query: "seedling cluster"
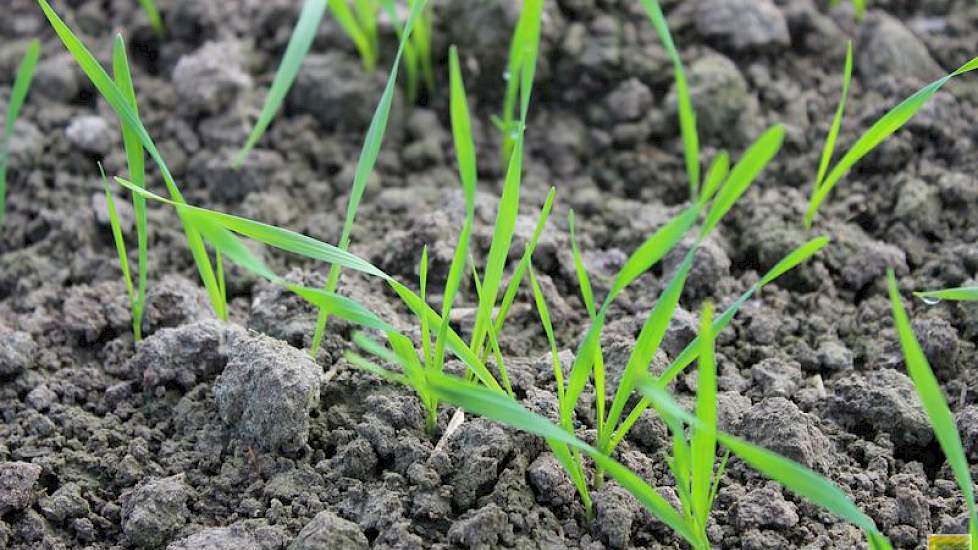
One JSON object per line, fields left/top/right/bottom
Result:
{"left": 4, "top": 0, "right": 976, "bottom": 547}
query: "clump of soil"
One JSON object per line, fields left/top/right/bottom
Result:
{"left": 2, "top": 0, "right": 978, "bottom": 548}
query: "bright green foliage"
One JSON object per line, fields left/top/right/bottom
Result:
{"left": 309, "top": 0, "right": 430, "bottom": 356}
{"left": 331, "top": 0, "right": 379, "bottom": 72}
{"left": 136, "top": 0, "right": 165, "bottom": 37}
{"left": 99, "top": 164, "right": 137, "bottom": 332}
{"left": 814, "top": 42, "right": 853, "bottom": 195}
{"left": 0, "top": 38, "right": 40, "bottom": 228}
{"left": 914, "top": 286, "right": 978, "bottom": 302}
{"left": 888, "top": 270, "right": 978, "bottom": 548}
{"left": 830, "top": 0, "right": 867, "bottom": 21}
{"left": 639, "top": 0, "right": 699, "bottom": 198}
{"left": 37, "top": 0, "right": 228, "bottom": 320}
{"left": 236, "top": 0, "right": 328, "bottom": 165}
{"left": 640, "top": 383, "right": 893, "bottom": 549}
{"left": 497, "top": 0, "right": 543, "bottom": 162}
{"left": 804, "top": 55, "right": 978, "bottom": 227}
{"left": 111, "top": 35, "right": 149, "bottom": 341}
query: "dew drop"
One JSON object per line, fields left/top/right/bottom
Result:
{"left": 509, "top": 130, "right": 519, "bottom": 140}
{"left": 502, "top": 71, "right": 511, "bottom": 81}
{"left": 921, "top": 296, "right": 941, "bottom": 306}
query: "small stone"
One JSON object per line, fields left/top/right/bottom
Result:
{"left": 38, "top": 483, "right": 90, "bottom": 524}
{"left": 25, "top": 384, "right": 57, "bottom": 411}
{"left": 527, "top": 453, "right": 577, "bottom": 507}
{"left": 34, "top": 54, "right": 80, "bottom": 102}
{"left": 213, "top": 330, "right": 322, "bottom": 454}
{"left": 817, "top": 340, "right": 853, "bottom": 372}
{"left": 142, "top": 274, "right": 215, "bottom": 335}
{"left": 288, "top": 52, "right": 384, "bottom": 130}
{"left": 737, "top": 397, "right": 834, "bottom": 471}
{"left": 604, "top": 78, "right": 653, "bottom": 123}
{"left": 121, "top": 475, "right": 193, "bottom": 549}
{"left": 593, "top": 483, "right": 640, "bottom": 549}
{"left": 289, "top": 510, "right": 368, "bottom": 550}
{"left": 696, "top": 0, "right": 790, "bottom": 52}
{"left": 911, "top": 317, "right": 959, "bottom": 379}
{"left": 828, "top": 369, "right": 932, "bottom": 448}
{"left": 131, "top": 319, "right": 235, "bottom": 390}
{"left": 91, "top": 191, "right": 134, "bottom": 229}
{"left": 734, "top": 483, "right": 799, "bottom": 530}
{"left": 857, "top": 12, "right": 943, "bottom": 87}
{"left": 0, "top": 330, "right": 35, "bottom": 378}
{"left": 751, "top": 358, "right": 802, "bottom": 398}
{"left": 447, "top": 504, "right": 510, "bottom": 549}
{"left": 957, "top": 406, "right": 978, "bottom": 461}
{"left": 172, "top": 41, "right": 251, "bottom": 114}
{"left": 65, "top": 115, "right": 112, "bottom": 155}
{"left": 167, "top": 525, "right": 261, "bottom": 550}
{"left": 662, "top": 306, "right": 697, "bottom": 359}
{"left": 670, "top": 54, "right": 758, "bottom": 147}
{"left": 0, "top": 462, "right": 41, "bottom": 514}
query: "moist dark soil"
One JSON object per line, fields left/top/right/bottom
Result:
{"left": 3, "top": 0, "right": 978, "bottom": 548}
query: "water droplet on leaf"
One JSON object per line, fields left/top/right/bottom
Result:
{"left": 921, "top": 296, "right": 941, "bottom": 305}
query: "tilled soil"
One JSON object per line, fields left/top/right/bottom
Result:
{"left": 3, "top": 0, "right": 978, "bottom": 548}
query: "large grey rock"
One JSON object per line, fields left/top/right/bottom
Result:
{"left": 857, "top": 12, "right": 943, "bottom": 87}
{"left": 669, "top": 54, "right": 758, "bottom": 146}
{"left": 696, "top": 0, "right": 790, "bottom": 52}
{"left": 38, "top": 482, "right": 89, "bottom": 524}
{"left": 172, "top": 41, "right": 251, "bottom": 114}
{"left": 121, "top": 475, "right": 193, "bottom": 549}
{"left": 213, "top": 330, "right": 322, "bottom": 454}
{"left": 288, "top": 52, "right": 384, "bottom": 130}
{"left": 167, "top": 525, "right": 261, "bottom": 550}
{"left": 0, "top": 462, "right": 41, "bottom": 514}
{"left": 0, "top": 330, "right": 35, "bottom": 377}
{"left": 289, "top": 510, "right": 368, "bottom": 550}
{"left": 828, "top": 369, "right": 932, "bottom": 448}
{"left": 131, "top": 319, "right": 236, "bottom": 391}
{"left": 734, "top": 483, "right": 799, "bottom": 530}
{"left": 738, "top": 397, "right": 834, "bottom": 471}
{"left": 33, "top": 54, "right": 80, "bottom": 102}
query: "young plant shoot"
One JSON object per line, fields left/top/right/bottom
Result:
{"left": 0, "top": 39, "right": 40, "bottom": 228}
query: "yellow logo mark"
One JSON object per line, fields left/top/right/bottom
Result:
{"left": 928, "top": 534, "right": 971, "bottom": 550}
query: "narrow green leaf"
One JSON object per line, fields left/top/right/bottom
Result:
{"left": 529, "top": 267, "right": 566, "bottom": 407}
{"left": 331, "top": 0, "right": 377, "bottom": 71}
{"left": 700, "top": 151, "right": 729, "bottom": 204}
{"left": 914, "top": 287, "right": 978, "bottom": 302}
{"left": 639, "top": 0, "right": 699, "bottom": 198}
{"left": 419, "top": 245, "right": 432, "bottom": 368}
{"left": 346, "top": 351, "right": 408, "bottom": 385}
{"left": 136, "top": 0, "right": 165, "bottom": 37}
{"left": 449, "top": 46, "right": 476, "bottom": 205}
{"left": 702, "top": 124, "right": 784, "bottom": 236}
{"left": 99, "top": 164, "right": 135, "bottom": 306}
{"left": 888, "top": 270, "right": 978, "bottom": 545}
{"left": 691, "top": 302, "right": 716, "bottom": 528}
{"left": 499, "top": 0, "right": 542, "bottom": 161}
{"left": 0, "top": 38, "right": 40, "bottom": 227}
{"left": 805, "top": 56, "right": 978, "bottom": 227}
{"left": 236, "top": 0, "right": 329, "bottom": 165}
{"left": 814, "top": 41, "right": 853, "bottom": 190}
{"left": 311, "top": 0, "right": 430, "bottom": 355}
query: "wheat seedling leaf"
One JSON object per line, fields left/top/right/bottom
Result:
{"left": 136, "top": 0, "right": 165, "bottom": 37}
{"left": 914, "top": 287, "right": 978, "bottom": 302}
{"left": 691, "top": 302, "right": 716, "bottom": 529}
{"left": 0, "top": 38, "right": 40, "bottom": 228}
{"left": 814, "top": 41, "right": 853, "bottom": 191}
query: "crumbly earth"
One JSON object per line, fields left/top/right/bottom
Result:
{"left": 1, "top": 0, "right": 978, "bottom": 548}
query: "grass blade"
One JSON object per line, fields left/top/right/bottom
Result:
{"left": 914, "top": 287, "right": 978, "bottom": 302}
{"left": 419, "top": 246, "right": 431, "bottom": 368}
{"left": 37, "top": 0, "right": 226, "bottom": 318}
{"left": 640, "top": 382, "right": 891, "bottom": 546}
{"left": 499, "top": 0, "right": 543, "bottom": 161}
{"left": 805, "top": 56, "right": 978, "bottom": 227}
{"left": 690, "top": 302, "right": 716, "bottom": 528}
{"left": 331, "top": 0, "right": 377, "bottom": 71}
{"left": 236, "top": 0, "right": 328, "bottom": 165}
{"left": 99, "top": 164, "right": 135, "bottom": 307}
{"left": 136, "top": 0, "right": 165, "bottom": 37}
{"left": 529, "top": 267, "right": 565, "bottom": 406}
{"left": 639, "top": 0, "right": 698, "bottom": 198}
{"left": 112, "top": 35, "right": 148, "bottom": 341}
{"left": 700, "top": 151, "right": 729, "bottom": 204}
{"left": 310, "top": 0, "right": 430, "bottom": 355}
{"left": 0, "top": 38, "right": 40, "bottom": 228}
{"left": 814, "top": 41, "right": 853, "bottom": 191}
{"left": 888, "top": 270, "right": 978, "bottom": 545}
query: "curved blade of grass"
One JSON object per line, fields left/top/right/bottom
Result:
{"left": 235, "top": 0, "right": 328, "bottom": 165}
{"left": 419, "top": 246, "right": 431, "bottom": 367}
{"left": 112, "top": 35, "right": 148, "bottom": 341}
{"left": 470, "top": 261, "right": 512, "bottom": 395}
{"left": 0, "top": 38, "right": 40, "bottom": 228}
{"left": 691, "top": 302, "right": 716, "bottom": 528}
{"left": 136, "top": 0, "right": 165, "bottom": 37}
{"left": 99, "top": 164, "right": 135, "bottom": 308}
{"left": 611, "top": 236, "right": 830, "bottom": 450}
{"left": 702, "top": 124, "right": 784, "bottom": 236}
{"left": 814, "top": 41, "right": 853, "bottom": 191}
{"left": 639, "top": 0, "right": 698, "bottom": 199}
{"left": 888, "top": 270, "right": 978, "bottom": 546}
{"left": 410, "top": 0, "right": 434, "bottom": 93}
{"left": 346, "top": 351, "right": 408, "bottom": 385}
{"left": 499, "top": 0, "right": 542, "bottom": 161}
{"left": 914, "top": 287, "right": 978, "bottom": 302}
{"left": 640, "top": 382, "right": 891, "bottom": 547}
{"left": 114, "top": 177, "right": 387, "bottom": 279}
{"left": 804, "top": 56, "right": 978, "bottom": 227}
{"left": 529, "top": 267, "right": 565, "bottom": 405}
{"left": 428, "top": 372, "right": 697, "bottom": 546}
{"left": 310, "top": 0, "right": 429, "bottom": 355}
{"left": 378, "top": 0, "right": 418, "bottom": 102}
{"left": 700, "top": 151, "right": 729, "bottom": 204}
{"left": 37, "top": 0, "right": 226, "bottom": 318}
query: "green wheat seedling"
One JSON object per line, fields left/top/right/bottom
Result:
{"left": 136, "top": 0, "right": 165, "bottom": 37}
{"left": 236, "top": 0, "right": 434, "bottom": 164}
{"left": 0, "top": 38, "right": 40, "bottom": 228}
{"left": 888, "top": 270, "right": 978, "bottom": 549}
{"left": 913, "top": 286, "right": 978, "bottom": 304}
{"left": 110, "top": 35, "right": 149, "bottom": 341}
{"left": 805, "top": 52, "right": 978, "bottom": 227}
{"left": 38, "top": 0, "right": 230, "bottom": 320}
{"left": 496, "top": 0, "right": 542, "bottom": 163}
{"left": 309, "top": 0, "right": 430, "bottom": 356}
